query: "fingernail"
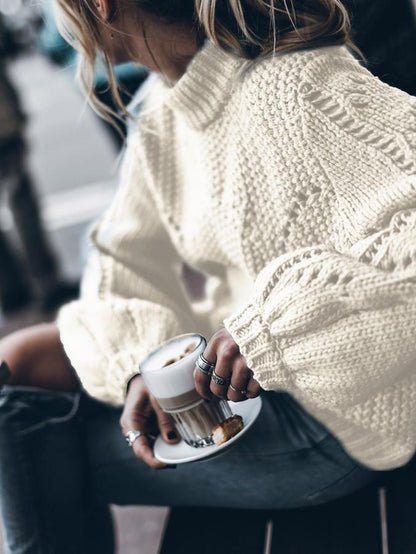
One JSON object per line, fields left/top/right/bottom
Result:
{"left": 167, "top": 431, "right": 177, "bottom": 440}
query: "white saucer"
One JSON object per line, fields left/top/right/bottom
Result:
{"left": 154, "top": 396, "right": 262, "bottom": 464}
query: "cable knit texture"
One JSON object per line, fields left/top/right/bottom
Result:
{"left": 57, "top": 38, "right": 416, "bottom": 471}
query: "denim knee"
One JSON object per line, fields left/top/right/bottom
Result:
{"left": 0, "top": 385, "right": 82, "bottom": 436}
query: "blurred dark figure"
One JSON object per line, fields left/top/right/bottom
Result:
{"left": 0, "top": 15, "right": 78, "bottom": 316}
{"left": 345, "top": 0, "right": 416, "bottom": 95}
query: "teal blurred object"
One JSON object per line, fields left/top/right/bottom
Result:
{"left": 38, "top": 0, "right": 148, "bottom": 147}
{"left": 38, "top": 0, "right": 148, "bottom": 86}
{"left": 37, "top": 1, "right": 73, "bottom": 67}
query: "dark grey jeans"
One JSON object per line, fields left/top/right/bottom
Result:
{"left": 0, "top": 384, "right": 387, "bottom": 553}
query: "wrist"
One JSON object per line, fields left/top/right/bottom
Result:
{"left": 125, "top": 373, "right": 141, "bottom": 397}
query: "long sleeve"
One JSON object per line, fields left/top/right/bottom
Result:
{"left": 56, "top": 131, "right": 199, "bottom": 406}
{"left": 223, "top": 52, "right": 416, "bottom": 470}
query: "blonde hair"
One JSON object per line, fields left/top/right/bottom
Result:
{"left": 52, "top": 0, "right": 365, "bottom": 136}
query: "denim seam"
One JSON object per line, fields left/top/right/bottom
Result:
{"left": 89, "top": 433, "right": 340, "bottom": 473}
{"left": 305, "top": 465, "right": 361, "bottom": 501}
{"left": 1, "top": 384, "right": 77, "bottom": 400}
{"left": 17, "top": 393, "right": 81, "bottom": 437}
{"left": 225, "top": 431, "right": 339, "bottom": 461}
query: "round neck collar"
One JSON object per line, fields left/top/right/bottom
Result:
{"left": 156, "top": 40, "right": 354, "bottom": 130}
{"left": 160, "top": 38, "right": 247, "bottom": 130}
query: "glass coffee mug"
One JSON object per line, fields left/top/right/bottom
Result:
{"left": 139, "top": 333, "right": 233, "bottom": 447}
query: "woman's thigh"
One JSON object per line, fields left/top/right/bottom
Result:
{"left": 85, "top": 390, "right": 384, "bottom": 510}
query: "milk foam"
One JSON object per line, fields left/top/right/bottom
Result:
{"left": 139, "top": 334, "right": 206, "bottom": 398}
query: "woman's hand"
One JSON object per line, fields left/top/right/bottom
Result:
{"left": 119, "top": 375, "right": 180, "bottom": 469}
{"left": 194, "top": 328, "right": 262, "bottom": 402}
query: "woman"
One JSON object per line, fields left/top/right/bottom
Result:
{"left": 1, "top": 0, "right": 416, "bottom": 551}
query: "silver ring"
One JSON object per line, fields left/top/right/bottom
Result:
{"left": 196, "top": 365, "right": 213, "bottom": 376}
{"left": 211, "top": 369, "right": 230, "bottom": 386}
{"left": 125, "top": 429, "right": 143, "bottom": 447}
{"left": 125, "top": 430, "right": 157, "bottom": 447}
{"left": 196, "top": 353, "right": 215, "bottom": 376}
{"left": 201, "top": 353, "right": 215, "bottom": 367}
{"left": 229, "top": 384, "right": 247, "bottom": 396}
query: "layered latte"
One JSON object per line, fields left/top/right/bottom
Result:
{"left": 139, "top": 333, "right": 233, "bottom": 447}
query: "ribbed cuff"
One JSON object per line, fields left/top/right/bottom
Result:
{"left": 106, "top": 349, "right": 143, "bottom": 407}
{"left": 223, "top": 300, "right": 289, "bottom": 391}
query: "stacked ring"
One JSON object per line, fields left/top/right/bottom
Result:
{"left": 211, "top": 369, "right": 230, "bottom": 387}
{"left": 196, "top": 353, "right": 215, "bottom": 376}
{"left": 229, "top": 383, "right": 247, "bottom": 396}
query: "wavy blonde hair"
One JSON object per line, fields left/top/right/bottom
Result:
{"left": 52, "top": 0, "right": 365, "bottom": 135}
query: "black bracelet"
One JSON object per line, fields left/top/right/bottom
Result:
{"left": 125, "top": 373, "right": 141, "bottom": 397}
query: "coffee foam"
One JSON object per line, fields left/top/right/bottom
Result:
{"left": 139, "top": 334, "right": 206, "bottom": 398}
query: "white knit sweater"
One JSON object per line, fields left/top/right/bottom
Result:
{"left": 57, "top": 38, "right": 416, "bottom": 471}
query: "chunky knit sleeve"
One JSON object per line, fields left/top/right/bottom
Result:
{"left": 223, "top": 53, "right": 416, "bottom": 470}
{"left": 56, "top": 131, "right": 198, "bottom": 406}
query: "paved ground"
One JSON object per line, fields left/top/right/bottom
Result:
{"left": 6, "top": 52, "right": 118, "bottom": 281}
{"left": 0, "top": 52, "right": 168, "bottom": 553}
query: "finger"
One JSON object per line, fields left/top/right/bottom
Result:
{"left": 131, "top": 434, "right": 167, "bottom": 470}
{"left": 127, "top": 409, "right": 167, "bottom": 469}
{"left": 210, "top": 363, "right": 234, "bottom": 399}
{"left": 194, "top": 366, "right": 213, "bottom": 400}
{"left": 122, "top": 402, "right": 168, "bottom": 469}
{"left": 210, "top": 346, "right": 236, "bottom": 399}
{"left": 246, "top": 376, "right": 262, "bottom": 398}
{"left": 194, "top": 348, "right": 217, "bottom": 400}
{"left": 227, "top": 359, "right": 251, "bottom": 402}
{"left": 150, "top": 396, "right": 181, "bottom": 444}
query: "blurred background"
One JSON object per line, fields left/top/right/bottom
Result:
{"left": 0, "top": 1, "right": 169, "bottom": 552}
{"left": 0, "top": 0, "right": 415, "bottom": 552}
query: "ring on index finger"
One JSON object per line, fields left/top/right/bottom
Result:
{"left": 211, "top": 369, "right": 230, "bottom": 387}
{"left": 196, "top": 353, "right": 215, "bottom": 376}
